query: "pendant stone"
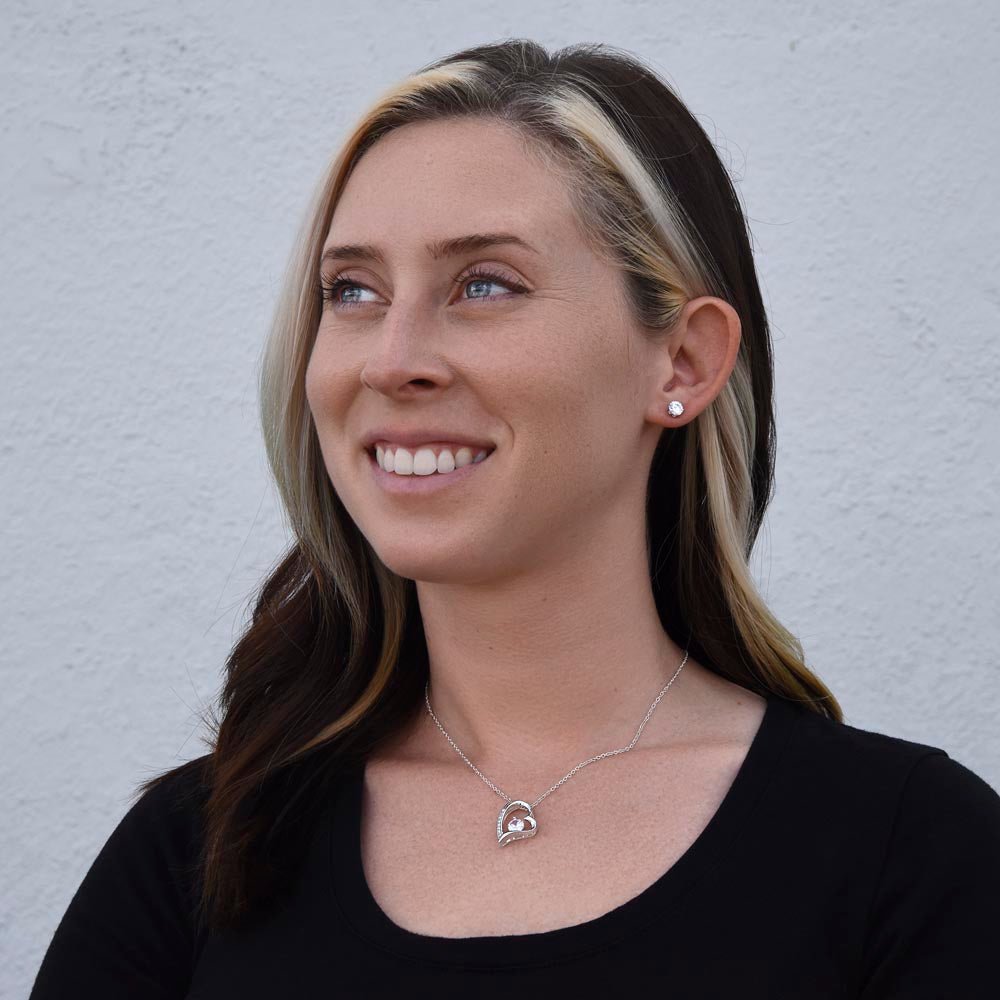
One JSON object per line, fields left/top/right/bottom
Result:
{"left": 497, "top": 799, "right": 538, "bottom": 847}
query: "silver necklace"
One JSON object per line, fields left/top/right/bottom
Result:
{"left": 423, "top": 649, "right": 689, "bottom": 847}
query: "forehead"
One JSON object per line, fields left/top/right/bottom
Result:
{"left": 324, "top": 118, "right": 584, "bottom": 259}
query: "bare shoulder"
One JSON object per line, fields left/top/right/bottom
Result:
{"left": 666, "top": 659, "right": 769, "bottom": 752}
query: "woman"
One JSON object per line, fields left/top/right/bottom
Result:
{"left": 30, "top": 38, "right": 1000, "bottom": 998}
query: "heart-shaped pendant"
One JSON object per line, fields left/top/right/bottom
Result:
{"left": 497, "top": 799, "right": 538, "bottom": 847}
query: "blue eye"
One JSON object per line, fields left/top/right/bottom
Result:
{"left": 319, "top": 265, "right": 528, "bottom": 310}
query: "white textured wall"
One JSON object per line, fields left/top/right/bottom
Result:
{"left": 3, "top": 1, "right": 998, "bottom": 994}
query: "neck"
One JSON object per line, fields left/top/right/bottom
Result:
{"left": 408, "top": 532, "right": 700, "bottom": 787}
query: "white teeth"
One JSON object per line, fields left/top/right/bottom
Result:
{"left": 412, "top": 448, "right": 437, "bottom": 476}
{"left": 375, "top": 445, "right": 489, "bottom": 476}
{"left": 393, "top": 448, "right": 414, "bottom": 475}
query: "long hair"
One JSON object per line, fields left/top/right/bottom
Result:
{"left": 138, "top": 37, "right": 842, "bottom": 931}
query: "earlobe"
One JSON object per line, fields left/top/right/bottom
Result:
{"left": 649, "top": 360, "right": 693, "bottom": 428}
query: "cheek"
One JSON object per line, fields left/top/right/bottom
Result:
{"left": 504, "top": 368, "right": 608, "bottom": 486}
{"left": 303, "top": 357, "right": 319, "bottom": 414}
{"left": 304, "top": 343, "right": 346, "bottom": 419}
{"left": 521, "top": 353, "right": 636, "bottom": 490}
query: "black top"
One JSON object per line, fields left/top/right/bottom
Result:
{"left": 29, "top": 694, "right": 1000, "bottom": 998}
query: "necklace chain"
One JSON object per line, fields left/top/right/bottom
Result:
{"left": 423, "top": 649, "right": 689, "bottom": 809}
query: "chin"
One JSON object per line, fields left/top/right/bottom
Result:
{"left": 370, "top": 540, "right": 500, "bottom": 586}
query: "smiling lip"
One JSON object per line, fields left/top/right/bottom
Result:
{"left": 360, "top": 428, "right": 495, "bottom": 452}
{"left": 366, "top": 447, "right": 493, "bottom": 494}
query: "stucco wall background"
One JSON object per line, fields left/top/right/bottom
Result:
{"left": 2, "top": 0, "right": 997, "bottom": 994}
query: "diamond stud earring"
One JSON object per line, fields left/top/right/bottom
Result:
{"left": 667, "top": 400, "right": 684, "bottom": 417}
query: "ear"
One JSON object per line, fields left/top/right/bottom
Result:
{"left": 644, "top": 295, "right": 742, "bottom": 428}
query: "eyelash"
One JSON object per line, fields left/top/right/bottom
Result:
{"left": 318, "top": 265, "right": 528, "bottom": 310}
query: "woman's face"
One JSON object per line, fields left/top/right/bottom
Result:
{"left": 305, "top": 117, "right": 669, "bottom": 584}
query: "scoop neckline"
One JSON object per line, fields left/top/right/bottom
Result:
{"left": 328, "top": 691, "right": 800, "bottom": 968}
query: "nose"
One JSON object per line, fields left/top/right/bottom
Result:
{"left": 359, "top": 307, "right": 452, "bottom": 397}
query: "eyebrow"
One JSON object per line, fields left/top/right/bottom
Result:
{"left": 318, "top": 232, "right": 539, "bottom": 268}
